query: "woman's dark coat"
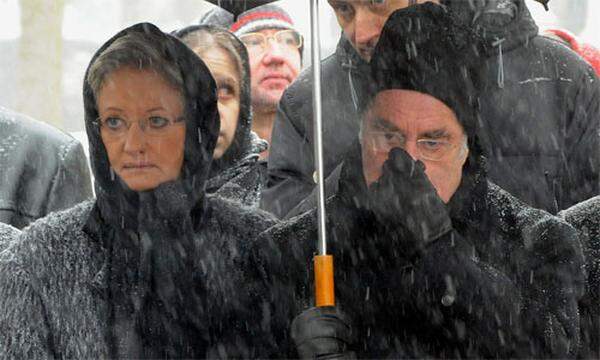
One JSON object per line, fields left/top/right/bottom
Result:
{"left": 174, "top": 25, "right": 267, "bottom": 208}
{"left": 560, "top": 197, "right": 600, "bottom": 359}
{"left": 0, "top": 23, "right": 280, "bottom": 359}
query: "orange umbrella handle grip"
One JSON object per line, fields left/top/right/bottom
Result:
{"left": 314, "top": 255, "right": 335, "bottom": 307}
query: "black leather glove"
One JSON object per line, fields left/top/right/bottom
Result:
{"left": 291, "top": 307, "right": 355, "bottom": 359}
{"left": 368, "top": 148, "right": 452, "bottom": 245}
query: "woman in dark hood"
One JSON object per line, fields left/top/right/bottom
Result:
{"left": 174, "top": 25, "right": 267, "bottom": 208}
{"left": 0, "top": 23, "right": 280, "bottom": 359}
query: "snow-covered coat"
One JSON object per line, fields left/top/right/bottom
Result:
{"left": 0, "top": 107, "right": 93, "bottom": 229}
{"left": 0, "top": 223, "right": 19, "bottom": 251}
{"left": 174, "top": 25, "right": 267, "bottom": 208}
{"left": 446, "top": 0, "right": 600, "bottom": 213}
{"left": 266, "top": 142, "right": 585, "bottom": 358}
{"left": 0, "top": 23, "right": 280, "bottom": 359}
{"left": 205, "top": 132, "right": 268, "bottom": 208}
{"left": 559, "top": 197, "right": 600, "bottom": 359}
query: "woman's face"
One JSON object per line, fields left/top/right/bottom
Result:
{"left": 197, "top": 47, "right": 241, "bottom": 159}
{"left": 96, "top": 66, "right": 186, "bottom": 192}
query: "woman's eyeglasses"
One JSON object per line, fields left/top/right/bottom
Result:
{"left": 95, "top": 115, "right": 185, "bottom": 140}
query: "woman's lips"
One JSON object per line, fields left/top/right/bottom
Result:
{"left": 122, "top": 163, "right": 156, "bottom": 171}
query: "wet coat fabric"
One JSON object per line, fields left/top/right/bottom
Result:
{"left": 174, "top": 25, "right": 267, "bottom": 208}
{"left": 259, "top": 143, "right": 585, "bottom": 358}
{"left": 0, "top": 107, "right": 93, "bottom": 229}
{"left": 446, "top": 0, "right": 600, "bottom": 214}
{"left": 261, "top": 0, "right": 600, "bottom": 218}
{"left": 544, "top": 29, "right": 600, "bottom": 75}
{"left": 205, "top": 132, "right": 268, "bottom": 208}
{"left": 0, "top": 223, "right": 19, "bottom": 251}
{"left": 0, "top": 23, "right": 281, "bottom": 359}
{"left": 559, "top": 197, "right": 600, "bottom": 359}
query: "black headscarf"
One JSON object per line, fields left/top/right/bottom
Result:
{"left": 83, "top": 22, "right": 219, "bottom": 231}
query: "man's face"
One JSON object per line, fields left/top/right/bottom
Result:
{"left": 361, "top": 89, "right": 468, "bottom": 203}
{"left": 327, "top": 0, "right": 439, "bottom": 61}
{"left": 242, "top": 28, "right": 302, "bottom": 110}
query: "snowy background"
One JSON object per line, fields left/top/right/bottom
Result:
{"left": 0, "top": 0, "right": 598, "bottom": 155}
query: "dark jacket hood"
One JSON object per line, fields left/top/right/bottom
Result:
{"left": 82, "top": 22, "right": 220, "bottom": 231}
{"left": 443, "top": 0, "right": 539, "bottom": 56}
{"left": 172, "top": 24, "right": 255, "bottom": 177}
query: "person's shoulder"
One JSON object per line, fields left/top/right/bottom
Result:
{"left": 259, "top": 208, "right": 317, "bottom": 246}
{"left": 0, "top": 223, "right": 20, "bottom": 252}
{"left": 529, "top": 35, "right": 597, "bottom": 77}
{"left": 487, "top": 182, "right": 575, "bottom": 236}
{"left": 559, "top": 196, "right": 600, "bottom": 230}
{"left": 18, "top": 200, "right": 95, "bottom": 252}
{"left": 0, "top": 107, "right": 78, "bottom": 146}
{"left": 205, "top": 194, "right": 278, "bottom": 234}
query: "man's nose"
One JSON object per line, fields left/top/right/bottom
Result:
{"left": 123, "top": 122, "right": 146, "bottom": 154}
{"left": 261, "top": 38, "right": 286, "bottom": 64}
{"left": 402, "top": 141, "right": 420, "bottom": 161}
{"left": 354, "top": 9, "right": 381, "bottom": 48}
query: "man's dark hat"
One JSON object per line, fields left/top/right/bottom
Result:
{"left": 365, "top": 2, "right": 485, "bottom": 141}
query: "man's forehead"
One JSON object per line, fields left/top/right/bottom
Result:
{"left": 366, "top": 90, "right": 462, "bottom": 132}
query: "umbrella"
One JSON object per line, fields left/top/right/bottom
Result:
{"left": 205, "top": 0, "right": 281, "bottom": 19}
{"left": 206, "top": 0, "right": 335, "bottom": 307}
{"left": 534, "top": 0, "right": 550, "bottom": 11}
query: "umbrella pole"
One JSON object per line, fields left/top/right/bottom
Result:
{"left": 310, "top": 0, "right": 335, "bottom": 308}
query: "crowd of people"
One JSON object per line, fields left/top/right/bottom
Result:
{"left": 0, "top": 0, "right": 599, "bottom": 358}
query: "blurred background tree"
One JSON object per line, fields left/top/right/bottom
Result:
{"left": 16, "top": 0, "right": 65, "bottom": 128}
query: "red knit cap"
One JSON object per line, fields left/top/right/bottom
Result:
{"left": 230, "top": 4, "right": 295, "bottom": 36}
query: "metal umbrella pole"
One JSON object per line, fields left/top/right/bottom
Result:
{"left": 310, "top": 0, "right": 335, "bottom": 308}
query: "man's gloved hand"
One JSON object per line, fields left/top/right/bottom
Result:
{"left": 368, "top": 148, "right": 452, "bottom": 245}
{"left": 291, "top": 306, "right": 355, "bottom": 359}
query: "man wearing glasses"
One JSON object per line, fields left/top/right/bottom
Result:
{"left": 265, "top": 4, "right": 584, "bottom": 357}
{"left": 262, "top": 0, "right": 600, "bottom": 220}
{"left": 231, "top": 4, "right": 303, "bottom": 159}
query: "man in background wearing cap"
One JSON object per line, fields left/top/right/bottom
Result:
{"left": 201, "top": 4, "right": 303, "bottom": 159}
{"left": 261, "top": 0, "right": 600, "bottom": 219}
{"left": 233, "top": 5, "right": 302, "bottom": 159}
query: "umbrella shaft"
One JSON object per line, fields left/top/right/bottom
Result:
{"left": 310, "top": 0, "right": 327, "bottom": 256}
